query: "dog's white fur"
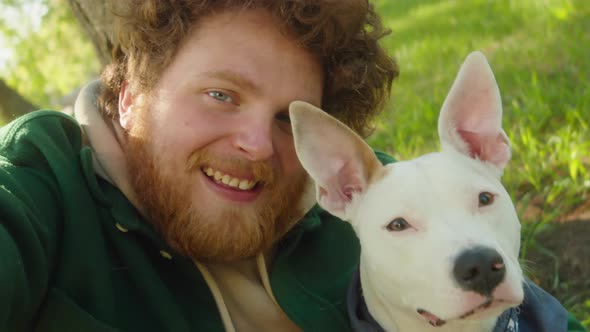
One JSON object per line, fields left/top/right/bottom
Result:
{"left": 289, "top": 51, "right": 524, "bottom": 332}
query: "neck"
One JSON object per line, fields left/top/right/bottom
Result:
{"left": 359, "top": 267, "right": 498, "bottom": 332}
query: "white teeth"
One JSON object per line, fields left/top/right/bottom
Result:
{"left": 203, "top": 167, "right": 257, "bottom": 190}
{"left": 238, "top": 179, "right": 252, "bottom": 190}
{"left": 228, "top": 178, "right": 239, "bottom": 187}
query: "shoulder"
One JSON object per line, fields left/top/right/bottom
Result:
{"left": 0, "top": 110, "right": 82, "bottom": 148}
{"left": 0, "top": 110, "right": 83, "bottom": 166}
{"left": 0, "top": 110, "right": 82, "bottom": 211}
{"left": 0, "top": 110, "right": 85, "bottom": 216}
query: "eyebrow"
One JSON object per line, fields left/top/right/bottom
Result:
{"left": 199, "top": 70, "right": 261, "bottom": 94}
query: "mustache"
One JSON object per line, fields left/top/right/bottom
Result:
{"left": 185, "top": 151, "right": 276, "bottom": 186}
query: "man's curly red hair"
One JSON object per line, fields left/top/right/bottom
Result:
{"left": 99, "top": 0, "right": 399, "bottom": 136}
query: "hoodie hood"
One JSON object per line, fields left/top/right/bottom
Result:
{"left": 73, "top": 80, "right": 146, "bottom": 216}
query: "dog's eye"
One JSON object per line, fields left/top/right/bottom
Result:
{"left": 478, "top": 192, "right": 494, "bottom": 206}
{"left": 386, "top": 218, "right": 410, "bottom": 232}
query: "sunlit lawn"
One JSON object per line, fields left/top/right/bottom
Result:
{"left": 372, "top": 0, "right": 589, "bottom": 326}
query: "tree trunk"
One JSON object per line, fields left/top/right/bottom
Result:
{"left": 0, "top": 79, "right": 38, "bottom": 122}
{"left": 67, "top": 0, "right": 114, "bottom": 67}
{"left": 0, "top": 1, "right": 113, "bottom": 121}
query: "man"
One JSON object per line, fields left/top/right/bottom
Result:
{"left": 0, "top": 0, "right": 585, "bottom": 331}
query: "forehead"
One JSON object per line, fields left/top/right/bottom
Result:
{"left": 396, "top": 152, "right": 495, "bottom": 182}
{"left": 365, "top": 153, "right": 500, "bottom": 213}
{"left": 158, "top": 8, "right": 323, "bottom": 103}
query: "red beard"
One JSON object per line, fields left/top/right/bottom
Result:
{"left": 125, "top": 107, "right": 308, "bottom": 262}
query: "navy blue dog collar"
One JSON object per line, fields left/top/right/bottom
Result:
{"left": 346, "top": 268, "right": 567, "bottom": 332}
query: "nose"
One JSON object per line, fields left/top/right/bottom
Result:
{"left": 233, "top": 116, "right": 274, "bottom": 161}
{"left": 452, "top": 246, "right": 506, "bottom": 296}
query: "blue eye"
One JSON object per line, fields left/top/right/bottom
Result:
{"left": 207, "top": 91, "right": 233, "bottom": 103}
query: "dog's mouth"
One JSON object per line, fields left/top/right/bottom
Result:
{"left": 417, "top": 298, "right": 494, "bottom": 327}
{"left": 416, "top": 308, "right": 447, "bottom": 327}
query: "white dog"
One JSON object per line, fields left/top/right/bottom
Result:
{"left": 289, "top": 51, "right": 525, "bottom": 332}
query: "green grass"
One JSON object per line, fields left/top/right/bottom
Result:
{"left": 372, "top": 0, "right": 589, "bottom": 327}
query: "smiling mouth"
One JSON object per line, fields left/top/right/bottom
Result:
{"left": 202, "top": 167, "right": 260, "bottom": 191}
{"left": 417, "top": 298, "right": 494, "bottom": 327}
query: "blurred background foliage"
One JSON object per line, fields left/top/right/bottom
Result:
{"left": 369, "top": 0, "right": 589, "bottom": 222}
{"left": 0, "top": 0, "right": 98, "bottom": 110}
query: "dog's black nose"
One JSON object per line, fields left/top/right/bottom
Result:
{"left": 453, "top": 246, "right": 506, "bottom": 296}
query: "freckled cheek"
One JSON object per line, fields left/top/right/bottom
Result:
{"left": 161, "top": 120, "right": 215, "bottom": 147}
{"left": 164, "top": 106, "right": 234, "bottom": 149}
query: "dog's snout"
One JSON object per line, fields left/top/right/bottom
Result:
{"left": 453, "top": 246, "right": 505, "bottom": 296}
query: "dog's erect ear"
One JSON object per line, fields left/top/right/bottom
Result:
{"left": 289, "top": 101, "right": 382, "bottom": 221}
{"left": 438, "top": 51, "right": 511, "bottom": 172}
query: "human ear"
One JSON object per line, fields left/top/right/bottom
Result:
{"left": 118, "top": 80, "right": 135, "bottom": 130}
